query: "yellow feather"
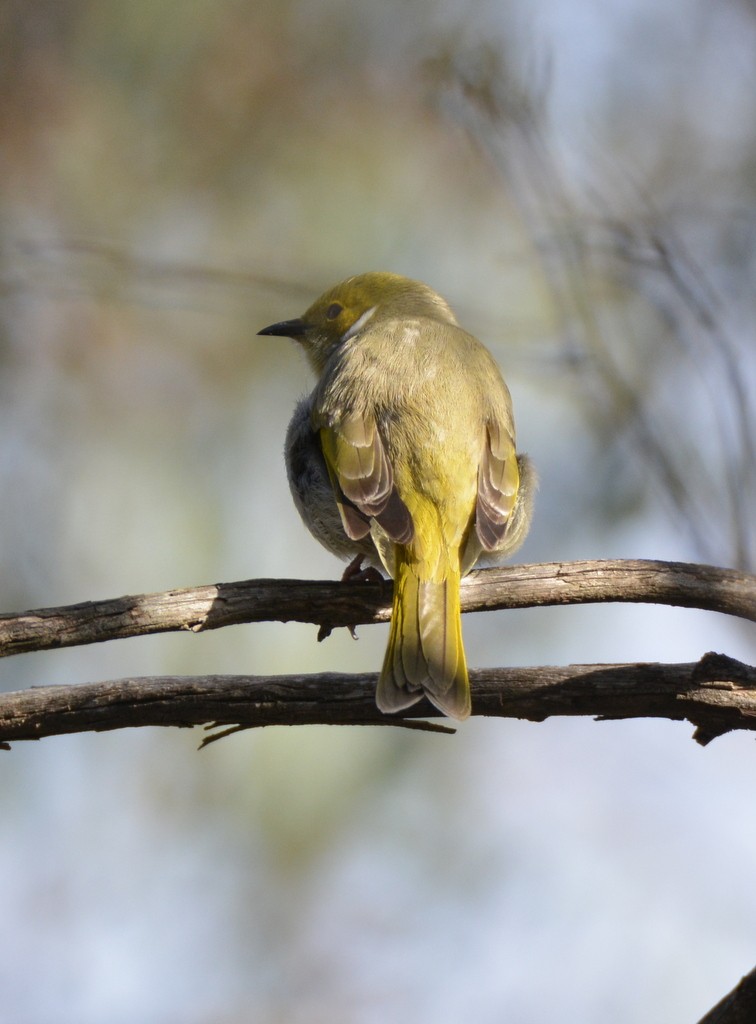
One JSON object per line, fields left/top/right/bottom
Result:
{"left": 377, "top": 548, "right": 471, "bottom": 721}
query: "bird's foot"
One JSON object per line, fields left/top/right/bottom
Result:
{"left": 341, "top": 555, "right": 384, "bottom": 584}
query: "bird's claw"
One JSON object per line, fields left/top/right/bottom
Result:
{"left": 341, "top": 555, "right": 384, "bottom": 584}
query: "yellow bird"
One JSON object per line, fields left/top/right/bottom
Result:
{"left": 259, "top": 272, "right": 534, "bottom": 720}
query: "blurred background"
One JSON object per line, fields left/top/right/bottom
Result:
{"left": 1, "top": 0, "right": 755, "bottom": 1021}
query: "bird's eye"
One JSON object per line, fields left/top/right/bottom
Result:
{"left": 326, "top": 303, "right": 343, "bottom": 320}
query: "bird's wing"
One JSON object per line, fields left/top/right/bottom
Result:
{"left": 319, "top": 413, "right": 414, "bottom": 545}
{"left": 475, "top": 419, "right": 520, "bottom": 551}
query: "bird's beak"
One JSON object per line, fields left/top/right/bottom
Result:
{"left": 257, "top": 317, "right": 308, "bottom": 338}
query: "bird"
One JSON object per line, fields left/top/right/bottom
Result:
{"left": 258, "top": 272, "right": 534, "bottom": 720}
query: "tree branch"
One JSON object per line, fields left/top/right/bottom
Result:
{"left": 0, "top": 560, "right": 752, "bottom": 747}
{"left": 0, "top": 653, "right": 754, "bottom": 748}
{"left": 697, "top": 964, "right": 756, "bottom": 1023}
{"left": 0, "top": 559, "right": 753, "bottom": 659}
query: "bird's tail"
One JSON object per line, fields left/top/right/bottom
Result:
{"left": 376, "top": 555, "right": 470, "bottom": 720}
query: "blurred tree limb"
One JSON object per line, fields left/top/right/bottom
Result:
{"left": 697, "top": 964, "right": 756, "bottom": 1024}
{"left": 0, "top": 559, "right": 753, "bottom": 747}
{"left": 428, "top": 41, "right": 756, "bottom": 571}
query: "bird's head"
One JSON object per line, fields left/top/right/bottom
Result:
{"left": 258, "top": 272, "right": 458, "bottom": 374}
